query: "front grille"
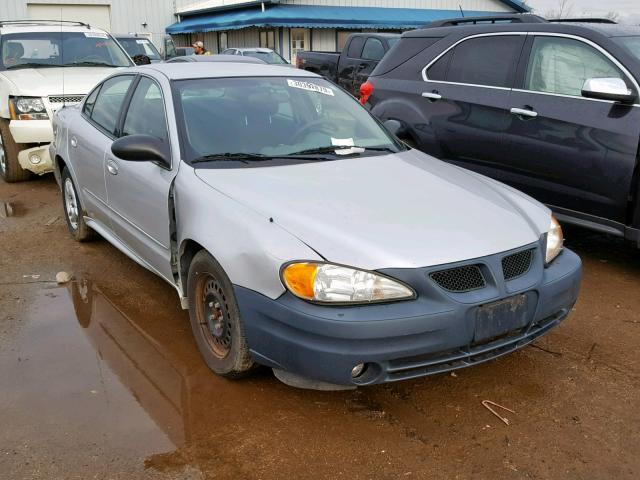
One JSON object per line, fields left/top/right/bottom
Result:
{"left": 502, "top": 249, "right": 534, "bottom": 281}
{"left": 430, "top": 265, "right": 485, "bottom": 292}
{"left": 48, "top": 95, "right": 84, "bottom": 104}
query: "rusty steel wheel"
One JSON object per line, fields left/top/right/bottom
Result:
{"left": 187, "top": 250, "right": 254, "bottom": 378}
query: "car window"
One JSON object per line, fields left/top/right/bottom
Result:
{"left": 525, "top": 36, "right": 627, "bottom": 97}
{"left": 426, "top": 50, "right": 453, "bottom": 81}
{"left": 117, "top": 37, "right": 162, "bottom": 61}
{"left": 122, "top": 77, "right": 169, "bottom": 144}
{"left": 445, "top": 35, "right": 524, "bottom": 88}
{"left": 90, "top": 76, "right": 134, "bottom": 135}
{"left": 175, "top": 76, "right": 401, "bottom": 163}
{"left": 82, "top": 86, "right": 101, "bottom": 117}
{"left": 347, "top": 37, "right": 366, "bottom": 58}
{"left": 361, "top": 38, "right": 385, "bottom": 61}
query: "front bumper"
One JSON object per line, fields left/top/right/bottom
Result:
{"left": 235, "top": 245, "right": 582, "bottom": 386}
{"left": 10, "top": 119, "right": 54, "bottom": 174}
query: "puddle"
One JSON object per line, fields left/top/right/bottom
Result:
{"left": 1, "top": 280, "right": 419, "bottom": 478}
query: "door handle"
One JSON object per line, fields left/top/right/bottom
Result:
{"left": 422, "top": 91, "right": 442, "bottom": 101}
{"left": 70, "top": 136, "right": 78, "bottom": 148}
{"left": 106, "top": 160, "right": 118, "bottom": 176}
{"left": 510, "top": 107, "right": 538, "bottom": 119}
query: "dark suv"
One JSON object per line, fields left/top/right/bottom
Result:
{"left": 365, "top": 15, "right": 640, "bottom": 246}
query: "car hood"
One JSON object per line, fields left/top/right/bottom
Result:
{"left": 194, "top": 150, "right": 551, "bottom": 269}
{"left": 0, "top": 67, "right": 120, "bottom": 96}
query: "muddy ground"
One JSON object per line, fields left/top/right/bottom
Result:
{"left": 1, "top": 175, "right": 639, "bottom": 480}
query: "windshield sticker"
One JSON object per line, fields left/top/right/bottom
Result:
{"left": 136, "top": 39, "right": 149, "bottom": 44}
{"left": 331, "top": 138, "right": 354, "bottom": 147}
{"left": 84, "top": 32, "right": 108, "bottom": 38}
{"left": 287, "top": 79, "right": 334, "bottom": 96}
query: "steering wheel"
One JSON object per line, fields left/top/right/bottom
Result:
{"left": 291, "top": 119, "right": 337, "bottom": 144}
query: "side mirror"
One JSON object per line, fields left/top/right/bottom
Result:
{"left": 383, "top": 119, "right": 405, "bottom": 137}
{"left": 133, "top": 54, "right": 151, "bottom": 66}
{"left": 581, "top": 77, "right": 636, "bottom": 104}
{"left": 111, "top": 134, "right": 170, "bottom": 167}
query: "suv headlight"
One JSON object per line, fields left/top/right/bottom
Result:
{"left": 282, "top": 262, "right": 415, "bottom": 304}
{"left": 545, "top": 216, "right": 564, "bottom": 265}
{"left": 9, "top": 97, "right": 49, "bottom": 120}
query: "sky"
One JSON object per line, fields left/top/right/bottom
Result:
{"left": 525, "top": 0, "right": 640, "bottom": 23}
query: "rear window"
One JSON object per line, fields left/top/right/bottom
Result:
{"left": 373, "top": 37, "right": 441, "bottom": 76}
{"left": 434, "top": 35, "right": 524, "bottom": 88}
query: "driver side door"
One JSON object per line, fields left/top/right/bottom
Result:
{"left": 105, "top": 75, "right": 177, "bottom": 282}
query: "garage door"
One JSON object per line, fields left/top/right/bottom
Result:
{"left": 27, "top": 4, "right": 111, "bottom": 31}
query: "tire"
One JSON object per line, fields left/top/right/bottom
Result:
{"left": 61, "top": 167, "right": 95, "bottom": 241}
{"left": 187, "top": 250, "right": 255, "bottom": 378}
{"left": 0, "top": 118, "right": 30, "bottom": 183}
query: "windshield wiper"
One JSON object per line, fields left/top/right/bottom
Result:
{"left": 288, "top": 145, "right": 397, "bottom": 156}
{"left": 66, "top": 61, "right": 120, "bottom": 67}
{"left": 5, "top": 63, "right": 61, "bottom": 70}
{"left": 191, "top": 151, "right": 335, "bottom": 164}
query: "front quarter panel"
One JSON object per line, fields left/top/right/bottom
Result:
{"left": 175, "top": 166, "right": 323, "bottom": 299}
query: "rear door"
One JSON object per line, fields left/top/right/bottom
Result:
{"left": 419, "top": 34, "right": 526, "bottom": 171}
{"left": 337, "top": 36, "right": 366, "bottom": 95}
{"left": 505, "top": 34, "right": 640, "bottom": 224}
{"left": 71, "top": 75, "right": 135, "bottom": 227}
{"left": 105, "top": 75, "right": 176, "bottom": 281}
{"left": 352, "top": 37, "right": 387, "bottom": 97}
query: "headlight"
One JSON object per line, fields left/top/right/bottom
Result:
{"left": 10, "top": 97, "right": 49, "bottom": 120}
{"left": 282, "top": 262, "right": 415, "bottom": 304}
{"left": 545, "top": 216, "right": 564, "bottom": 264}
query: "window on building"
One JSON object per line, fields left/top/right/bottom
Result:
{"left": 260, "top": 30, "right": 276, "bottom": 50}
{"left": 445, "top": 35, "right": 524, "bottom": 88}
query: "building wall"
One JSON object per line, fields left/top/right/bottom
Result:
{"left": 0, "top": 0, "right": 177, "bottom": 49}
{"left": 177, "top": 0, "right": 513, "bottom": 14}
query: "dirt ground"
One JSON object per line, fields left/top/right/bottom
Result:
{"left": 1, "top": 174, "right": 639, "bottom": 480}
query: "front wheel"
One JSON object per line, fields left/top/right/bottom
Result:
{"left": 0, "top": 119, "right": 30, "bottom": 182}
{"left": 61, "top": 167, "right": 95, "bottom": 241}
{"left": 187, "top": 250, "right": 255, "bottom": 378}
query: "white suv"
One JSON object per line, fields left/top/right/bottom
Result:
{"left": 0, "top": 20, "right": 132, "bottom": 182}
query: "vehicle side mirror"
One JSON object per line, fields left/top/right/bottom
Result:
{"left": 581, "top": 77, "right": 636, "bottom": 104}
{"left": 111, "top": 134, "right": 170, "bottom": 167}
{"left": 133, "top": 54, "right": 151, "bottom": 65}
{"left": 383, "top": 119, "right": 405, "bottom": 137}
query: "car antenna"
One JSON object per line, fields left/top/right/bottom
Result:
{"left": 459, "top": 5, "right": 465, "bottom": 17}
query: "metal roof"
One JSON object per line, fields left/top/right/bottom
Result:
{"left": 166, "top": 4, "right": 514, "bottom": 33}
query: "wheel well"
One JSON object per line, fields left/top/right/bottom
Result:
{"left": 179, "top": 239, "right": 205, "bottom": 291}
{"left": 54, "top": 155, "right": 66, "bottom": 187}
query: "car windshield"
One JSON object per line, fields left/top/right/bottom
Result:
{"left": 116, "top": 37, "right": 162, "bottom": 61}
{"left": 174, "top": 76, "right": 402, "bottom": 164}
{"left": 242, "top": 51, "right": 288, "bottom": 64}
{"left": 0, "top": 31, "right": 131, "bottom": 70}
{"left": 614, "top": 36, "right": 640, "bottom": 61}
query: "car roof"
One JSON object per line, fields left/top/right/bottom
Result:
{"left": 168, "top": 54, "right": 267, "bottom": 64}
{"left": 233, "top": 47, "right": 274, "bottom": 52}
{"left": 137, "top": 62, "right": 319, "bottom": 80}
{"left": 113, "top": 33, "right": 148, "bottom": 39}
{"left": 406, "top": 20, "right": 640, "bottom": 39}
{"left": 0, "top": 23, "right": 106, "bottom": 35}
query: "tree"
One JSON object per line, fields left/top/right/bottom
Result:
{"left": 543, "top": 0, "right": 574, "bottom": 19}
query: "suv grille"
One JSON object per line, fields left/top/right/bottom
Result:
{"left": 430, "top": 265, "right": 486, "bottom": 292}
{"left": 49, "top": 95, "right": 84, "bottom": 104}
{"left": 502, "top": 249, "right": 534, "bottom": 281}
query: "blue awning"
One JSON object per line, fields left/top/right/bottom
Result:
{"left": 166, "top": 5, "right": 502, "bottom": 34}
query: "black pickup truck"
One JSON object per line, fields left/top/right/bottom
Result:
{"left": 297, "top": 33, "right": 400, "bottom": 97}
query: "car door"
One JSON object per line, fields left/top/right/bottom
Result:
{"left": 337, "top": 36, "right": 366, "bottom": 94}
{"left": 105, "top": 75, "right": 176, "bottom": 282}
{"left": 352, "top": 37, "right": 386, "bottom": 97}
{"left": 71, "top": 75, "right": 135, "bottom": 227}
{"left": 505, "top": 34, "right": 640, "bottom": 225}
{"left": 418, "top": 34, "right": 526, "bottom": 172}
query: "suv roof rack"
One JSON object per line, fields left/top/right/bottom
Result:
{"left": 0, "top": 19, "right": 91, "bottom": 29}
{"left": 424, "top": 14, "right": 547, "bottom": 28}
{"left": 548, "top": 18, "right": 618, "bottom": 24}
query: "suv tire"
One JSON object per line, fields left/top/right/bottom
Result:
{"left": 187, "top": 250, "right": 255, "bottom": 378}
{"left": 0, "top": 119, "right": 30, "bottom": 183}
